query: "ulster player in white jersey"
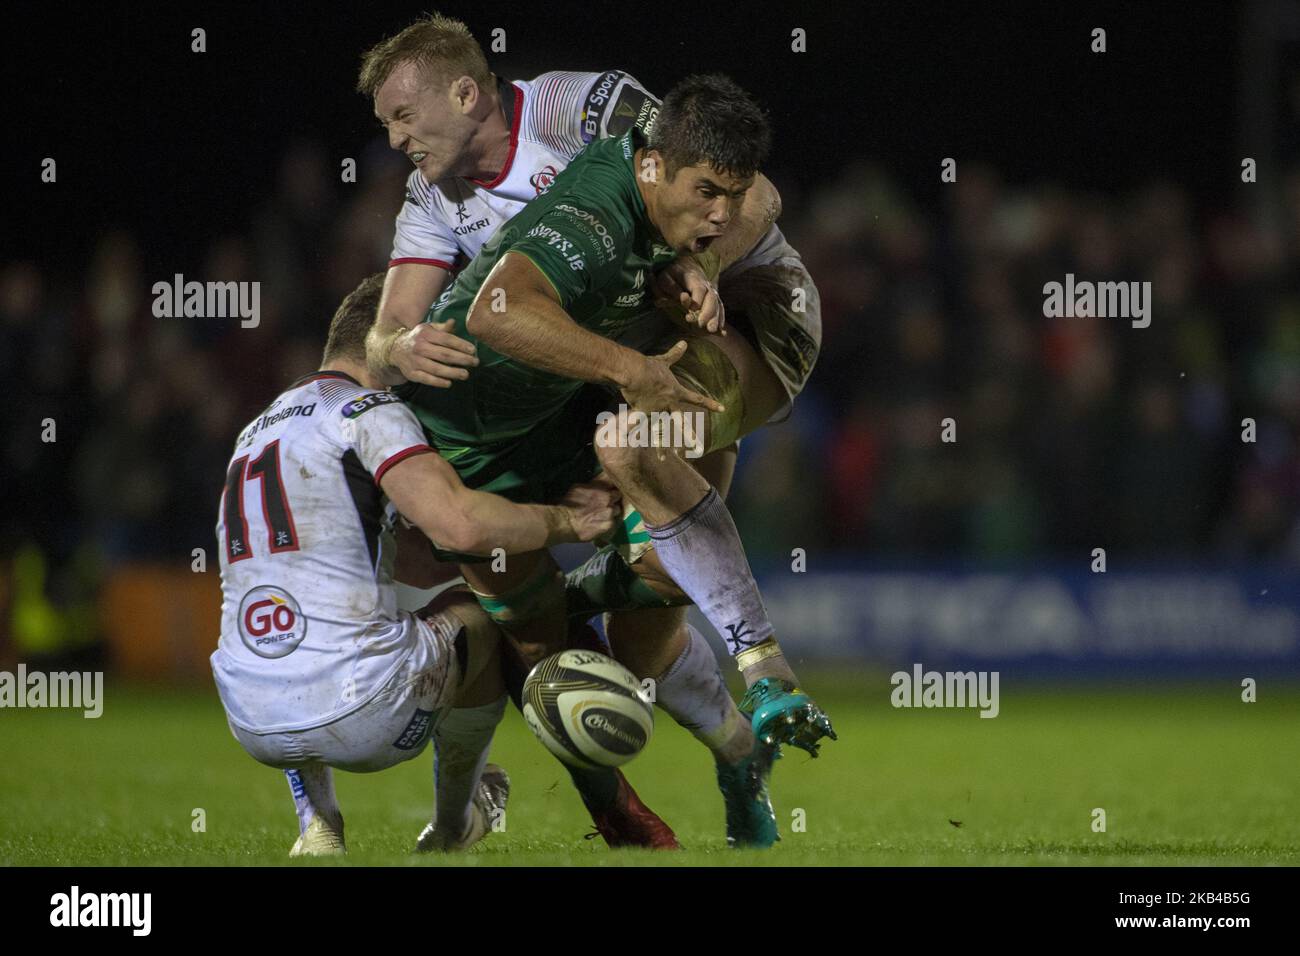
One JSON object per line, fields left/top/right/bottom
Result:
{"left": 211, "top": 274, "right": 620, "bottom": 856}
{"left": 389, "top": 69, "right": 659, "bottom": 271}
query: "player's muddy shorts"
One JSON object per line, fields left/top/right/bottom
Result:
{"left": 432, "top": 384, "right": 610, "bottom": 510}
{"left": 419, "top": 385, "right": 651, "bottom": 565}
{"left": 227, "top": 608, "right": 466, "bottom": 773}
{"left": 718, "top": 256, "right": 822, "bottom": 410}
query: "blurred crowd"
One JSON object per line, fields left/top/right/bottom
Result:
{"left": 733, "top": 163, "right": 1300, "bottom": 566}
{"left": 4, "top": 140, "right": 1300, "bottom": 650}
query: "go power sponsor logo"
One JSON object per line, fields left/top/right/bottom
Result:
{"left": 238, "top": 585, "right": 306, "bottom": 659}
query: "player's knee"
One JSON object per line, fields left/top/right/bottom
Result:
{"left": 456, "top": 636, "right": 504, "bottom": 707}
{"left": 598, "top": 434, "right": 670, "bottom": 494}
{"left": 693, "top": 442, "right": 738, "bottom": 497}
{"left": 593, "top": 429, "right": 653, "bottom": 480}
{"left": 605, "top": 607, "right": 688, "bottom": 679}
{"left": 444, "top": 598, "right": 500, "bottom": 661}
{"left": 419, "top": 584, "right": 479, "bottom": 621}
{"left": 469, "top": 563, "right": 564, "bottom": 627}
{"left": 603, "top": 634, "right": 661, "bottom": 681}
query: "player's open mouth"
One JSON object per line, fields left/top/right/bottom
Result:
{"left": 410, "top": 152, "right": 427, "bottom": 165}
{"left": 692, "top": 234, "right": 721, "bottom": 253}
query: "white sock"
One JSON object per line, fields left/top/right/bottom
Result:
{"left": 284, "top": 765, "right": 340, "bottom": 835}
{"left": 432, "top": 696, "right": 507, "bottom": 836}
{"left": 646, "top": 489, "right": 775, "bottom": 659}
{"left": 654, "top": 623, "right": 753, "bottom": 765}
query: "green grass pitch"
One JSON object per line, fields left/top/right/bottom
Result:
{"left": 2, "top": 671, "right": 1298, "bottom": 866}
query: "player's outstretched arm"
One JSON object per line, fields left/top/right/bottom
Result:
{"left": 467, "top": 252, "right": 724, "bottom": 415}
{"left": 380, "top": 451, "right": 619, "bottom": 555}
{"left": 365, "top": 264, "right": 478, "bottom": 388}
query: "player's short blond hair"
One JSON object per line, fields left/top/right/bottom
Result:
{"left": 356, "top": 13, "right": 492, "bottom": 97}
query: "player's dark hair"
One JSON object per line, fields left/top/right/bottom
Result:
{"left": 649, "top": 74, "right": 771, "bottom": 180}
{"left": 323, "top": 273, "right": 387, "bottom": 364}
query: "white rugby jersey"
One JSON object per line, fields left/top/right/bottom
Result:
{"left": 390, "top": 70, "right": 791, "bottom": 275}
{"left": 211, "top": 371, "right": 436, "bottom": 734}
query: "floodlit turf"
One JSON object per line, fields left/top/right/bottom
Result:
{"left": 2, "top": 671, "right": 1298, "bottom": 866}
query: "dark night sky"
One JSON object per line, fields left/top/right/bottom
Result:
{"left": 4, "top": 1, "right": 1240, "bottom": 274}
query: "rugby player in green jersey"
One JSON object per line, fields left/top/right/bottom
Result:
{"left": 382, "top": 75, "right": 835, "bottom": 846}
{"left": 358, "top": 15, "right": 805, "bottom": 850}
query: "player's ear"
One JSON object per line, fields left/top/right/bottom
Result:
{"left": 452, "top": 76, "right": 478, "bottom": 114}
{"left": 639, "top": 149, "right": 664, "bottom": 186}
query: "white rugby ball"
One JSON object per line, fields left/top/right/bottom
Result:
{"left": 521, "top": 650, "right": 654, "bottom": 769}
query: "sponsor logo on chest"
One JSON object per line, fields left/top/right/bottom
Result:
{"left": 612, "top": 268, "right": 646, "bottom": 308}
{"left": 451, "top": 201, "right": 492, "bottom": 237}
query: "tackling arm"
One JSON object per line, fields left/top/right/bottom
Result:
{"left": 392, "top": 521, "right": 465, "bottom": 589}
{"left": 380, "top": 451, "right": 616, "bottom": 556}
{"left": 365, "top": 264, "right": 480, "bottom": 388}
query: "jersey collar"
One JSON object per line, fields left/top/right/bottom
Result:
{"left": 469, "top": 79, "right": 524, "bottom": 189}
{"left": 623, "top": 128, "right": 675, "bottom": 262}
{"left": 291, "top": 370, "right": 362, "bottom": 389}
{"left": 624, "top": 126, "right": 650, "bottom": 215}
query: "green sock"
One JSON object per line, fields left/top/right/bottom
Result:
{"left": 564, "top": 545, "right": 688, "bottom": 619}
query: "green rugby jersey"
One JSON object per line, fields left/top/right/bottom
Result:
{"left": 396, "top": 128, "right": 677, "bottom": 450}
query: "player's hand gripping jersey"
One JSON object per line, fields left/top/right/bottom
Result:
{"left": 211, "top": 371, "right": 444, "bottom": 734}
